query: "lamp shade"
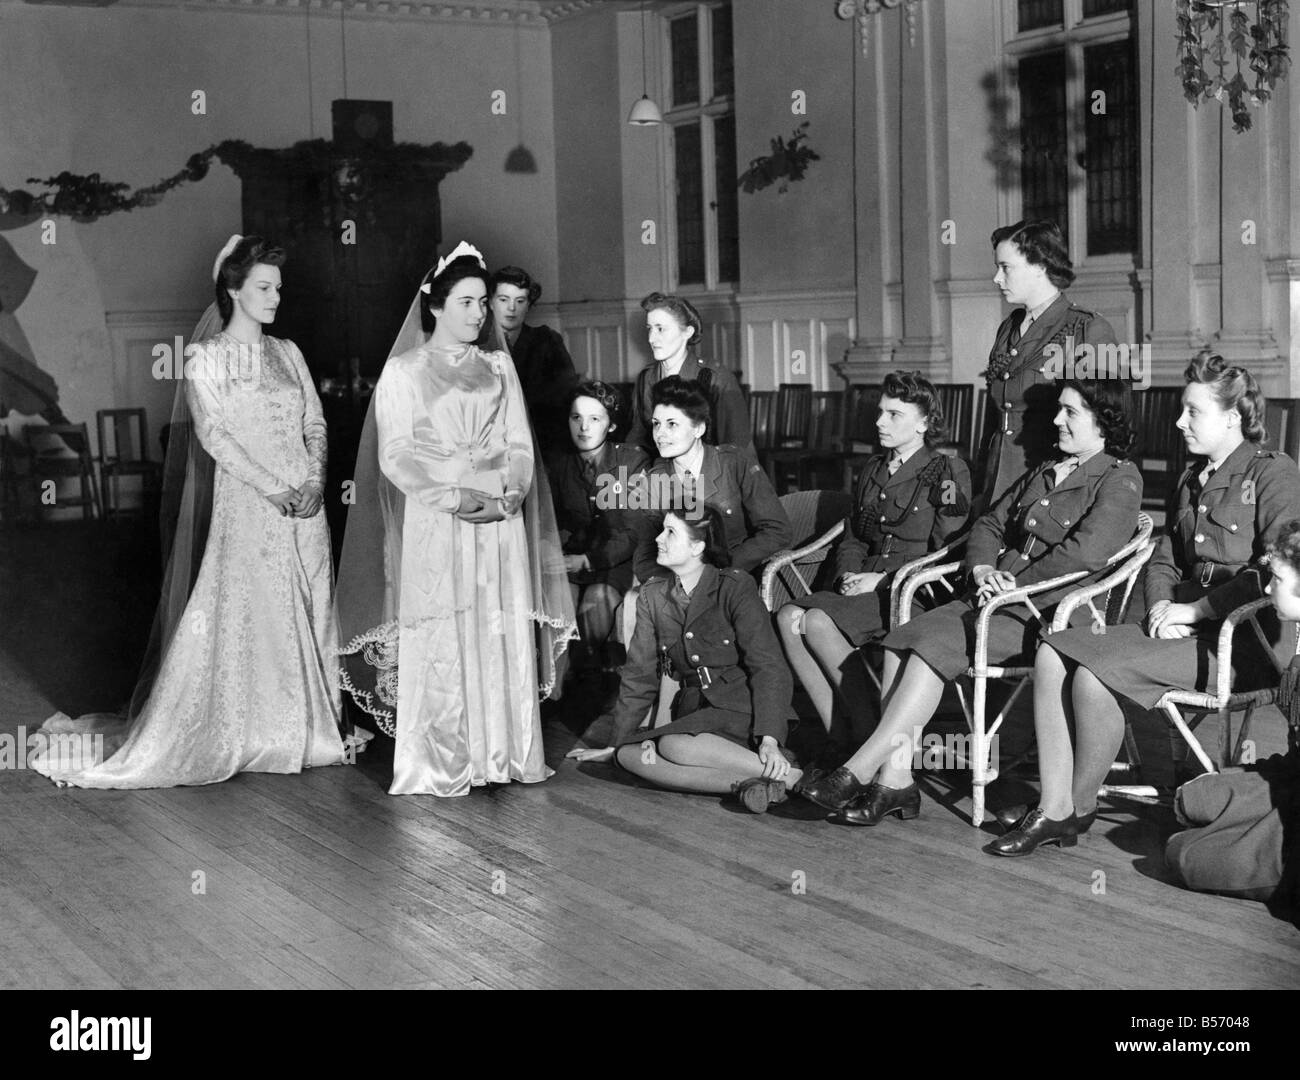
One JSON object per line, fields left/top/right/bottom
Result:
{"left": 627, "top": 95, "right": 663, "bottom": 126}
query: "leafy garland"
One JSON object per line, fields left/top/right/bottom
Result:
{"left": 0, "top": 138, "right": 473, "bottom": 223}
{"left": 738, "top": 121, "right": 821, "bottom": 195}
{"left": 1176, "top": 0, "right": 1291, "bottom": 133}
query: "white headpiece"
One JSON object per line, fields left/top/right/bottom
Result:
{"left": 422, "top": 240, "right": 486, "bottom": 292}
{"left": 212, "top": 234, "right": 243, "bottom": 284}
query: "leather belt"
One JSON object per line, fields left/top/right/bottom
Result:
{"left": 1191, "top": 560, "right": 1236, "bottom": 588}
{"left": 676, "top": 664, "right": 741, "bottom": 690}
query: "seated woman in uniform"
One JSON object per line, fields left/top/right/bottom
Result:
{"left": 991, "top": 354, "right": 1300, "bottom": 856}
{"left": 631, "top": 376, "right": 791, "bottom": 584}
{"left": 567, "top": 507, "right": 801, "bottom": 814}
{"left": 800, "top": 378, "right": 1142, "bottom": 826}
{"left": 547, "top": 381, "right": 649, "bottom": 671}
{"left": 1164, "top": 519, "right": 1300, "bottom": 916}
{"left": 777, "top": 370, "right": 970, "bottom": 761}
{"left": 624, "top": 293, "right": 751, "bottom": 457}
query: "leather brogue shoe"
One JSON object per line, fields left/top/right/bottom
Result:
{"left": 983, "top": 807, "right": 1079, "bottom": 857}
{"left": 732, "top": 777, "right": 788, "bottom": 814}
{"left": 829, "top": 781, "right": 922, "bottom": 826}
{"left": 995, "top": 802, "right": 1097, "bottom": 834}
{"left": 798, "top": 766, "right": 870, "bottom": 811}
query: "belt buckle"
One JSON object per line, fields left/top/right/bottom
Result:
{"left": 1200, "top": 562, "right": 1215, "bottom": 587}
{"left": 697, "top": 665, "right": 712, "bottom": 690}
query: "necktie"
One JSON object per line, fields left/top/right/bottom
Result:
{"left": 1197, "top": 463, "right": 1217, "bottom": 490}
{"left": 1008, "top": 313, "right": 1027, "bottom": 349}
{"left": 581, "top": 457, "right": 598, "bottom": 487}
{"left": 888, "top": 453, "right": 902, "bottom": 476}
{"left": 1048, "top": 455, "right": 1079, "bottom": 488}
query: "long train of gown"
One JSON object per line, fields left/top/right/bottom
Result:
{"left": 31, "top": 334, "right": 346, "bottom": 787}
{"left": 374, "top": 342, "right": 552, "bottom": 796}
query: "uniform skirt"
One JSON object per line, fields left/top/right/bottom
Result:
{"left": 569, "top": 558, "right": 635, "bottom": 595}
{"left": 882, "top": 594, "right": 1094, "bottom": 680}
{"left": 789, "top": 588, "right": 890, "bottom": 647}
{"left": 612, "top": 687, "right": 755, "bottom": 750}
{"left": 1044, "top": 622, "right": 1283, "bottom": 711}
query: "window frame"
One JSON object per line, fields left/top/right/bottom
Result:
{"left": 659, "top": 0, "right": 738, "bottom": 293}
{"left": 1000, "top": 0, "right": 1138, "bottom": 269}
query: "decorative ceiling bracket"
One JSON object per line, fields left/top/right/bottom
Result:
{"left": 835, "top": 0, "right": 922, "bottom": 56}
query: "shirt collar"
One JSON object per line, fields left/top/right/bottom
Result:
{"left": 1023, "top": 291, "right": 1061, "bottom": 327}
{"left": 673, "top": 440, "right": 706, "bottom": 477}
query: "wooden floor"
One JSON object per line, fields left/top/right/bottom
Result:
{"left": 3, "top": 522, "right": 1299, "bottom": 989}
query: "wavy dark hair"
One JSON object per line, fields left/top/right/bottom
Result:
{"left": 215, "top": 236, "right": 285, "bottom": 324}
{"left": 650, "top": 374, "right": 711, "bottom": 428}
{"left": 881, "top": 369, "right": 946, "bottom": 448}
{"left": 419, "top": 255, "right": 491, "bottom": 334}
{"left": 567, "top": 380, "right": 626, "bottom": 432}
{"left": 489, "top": 265, "right": 542, "bottom": 306}
{"left": 1184, "top": 350, "right": 1267, "bottom": 443}
{"left": 671, "top": 506, "right": 731, "bottom": 569}
{"left": 641, "top": 291, "right": 703, "bottom": 355}
{"left": 1058, "top": 378, "right": 1136, "bottom": 459}
{"left": 990, "top": 219, "right": 1075, "bottom": 289}
{"left": 1267, "top": 520, "right": 1300, "bottom": 575}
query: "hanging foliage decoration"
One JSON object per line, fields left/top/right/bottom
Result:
{"left": 0, "top": 138, "right": 473, "bottom": 224}
{"left": 738, "top": 122, "right": 821, "bottom": 195}
{"left": 1176, "top": 0, "right": 1291, "bottom": 133}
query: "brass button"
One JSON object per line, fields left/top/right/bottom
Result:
{"left": 1028, "top": 518, "right": 1037, "bottom": 526}
{"left": 685, "top": 631, "right": 693, "bottom": 639}
{"left": 1021, "top": 552, "right": 1031, "bottom": 560}
{"left": 1230, "top": 523, "right": 1238, "bottom": 532}
{"left": 1003, "top": 403, "right": 1013, "bottom": 412}
{"left": 1010, "top": 348, "right": 1018, "bottom": 356}
{"left": 1063, "top": 519, "right": 1071, "bottom": 526}
{"left": 1040, "top": 498, "right": 1049, "bottom": 506}
{"left": 690, "top": 654, "right": 700, "bottom": 662}
{"left": 1001, "top": 372, "right": 1010, "bottom": 381}
{"left": 722, "top": 639, "right": 730, "bottom": 645}
{"left": 1195, "top": 533, "right": 1205, "bottom": 543}
{"left": 1198, "top": 504, "right": 1207, "bottom": 513}
{"left": 880, "top": 515, "right": 886, "bottom": 523}
{"left": 879, "top": 492, "right": 887, "bottom": 500}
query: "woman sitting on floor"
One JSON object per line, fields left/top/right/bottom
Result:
{"left": 777, "top": 370, "right": 970, "bottom": 763}
{"left": 800, "top": 378, "right": 1142, "bottom": 827}
{"left": 567, "top": 507, "right": 801, "bottom": 814}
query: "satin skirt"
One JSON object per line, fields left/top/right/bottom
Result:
{"left": 390, "top": 502, "right": 551, "bottom": 796}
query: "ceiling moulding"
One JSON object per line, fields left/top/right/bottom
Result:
{"left": 89, "top": 0, "right": 608, "bottom": 26}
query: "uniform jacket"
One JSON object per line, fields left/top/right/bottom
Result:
{"left": 980, "top": 294, "right": 1117, "bottom": 504}
{"left": 1146, "top": 440, "right": 1300, "bottom": 619}
{"left": 507, "top": 323, "right": 578, "bottom": 458}
{"left": 964, "top": 451, "right": 1143, "bottom": 611}
{"left": 609, "top": 565, "right": 794, "bottom": 746}
{"left": 633, "top": 443, "right": 793, "bottom": 582}
{"left": 547, "top": 441, "right": 649, "bottom": 585}
{"left": 832, "top": 446, "right": 971, "bottom": 581}
{"left": 624, "top": 354, "right": 752, "bottom": 456}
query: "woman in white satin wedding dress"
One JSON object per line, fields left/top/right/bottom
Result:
{"left": 32, "top": 236, "right": 346, "bottom": 787}
{"left": 336, "top": 244, "right": 576, "bottom": 796}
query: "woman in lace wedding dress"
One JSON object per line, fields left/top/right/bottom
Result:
{"left": 336, "top": 242, "right": 576, "bottom": 796}
{"left": 32, "top": 235, "right": 346, "bottom": 787}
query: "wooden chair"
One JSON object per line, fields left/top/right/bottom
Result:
{"left": 896, "top": 513, "right": 1156, "bottom": 825}
{"left": 0, "top": 433, "right": 33, "bottom": 526}
{"left": 96, "top": 408, "right": 163, "bottom": 521}
{"left": 24, "top": 422, "right": 101, "bottom": 521}
{"left": 969, "top": 388, "right": 990, "bottom": 494}
{"left": 1265, "top": 397, "right": 1300, "bottom": 461}
{"left": 764, "top": 383, "right": 815, "bottom": 492}
{"left": 838, "top": 383, "right": 881, "bottom": 491}
{"left": 759, "top": 490, "right": 855, "bottom": 612}
{"left": 747, "top": 390, "right": 777, "bottom": 459}
{"left": 932, "top": 383, "right": 975, "bottom": 462}
{"left": 1134, "top": 386, "right": 1185, "bottom": 511}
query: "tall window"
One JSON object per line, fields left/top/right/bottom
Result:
{"left": 1010, "top": 0, "right": 1138, "bottom": 258}
{"left": 664, "top": 2, "right": 738, "bottom": 288}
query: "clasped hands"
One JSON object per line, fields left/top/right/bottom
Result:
{"left": 835, "top": 571, "right": 885, "bottom": 597}
{"left": 971, "top": 564, "right": 1018, "bottom": 606}
{"left": 1145, "top": 599, "right": 1204, "bottom": 639}
{"left": 455, "top": 487, "right": 523, "bottom": 523}
{"left": 266, "top": 482, "right": 323, "bottom": 518}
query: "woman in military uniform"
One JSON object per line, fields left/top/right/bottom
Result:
{"left": 547, "top": 380, "right": 649, "bottom": 669}
{"left": 567, "top": 507, "right": 801, "bottom": 815}
{"left": 991, "top": 354, "right": 1300, "bottom": 857}
{"left": 980, "top": 219, "right": 1118, "bottom": 507}
{"left": 801, "top": 379, "right": 1142, "bottom": 826}
{"left": 631, "top": 376, "right": 791, "bottom": 583}
{"left": 777, "top": 371, "right": 970, "bottom": 757}
{"left": 623, "top": 292, "right": 751, "bottom": 456}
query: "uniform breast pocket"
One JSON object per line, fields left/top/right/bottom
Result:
{"left": 1206, "top": 503, "right": 1254, "bottom": 563}
{"left": 1046, "top": 493, "right": 1085, "bottom": 534}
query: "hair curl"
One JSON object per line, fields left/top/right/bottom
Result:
{"left": 881, "top": 369, "right": 946, "bottom": 448}
{"left": 215, "top": 236, "right": 286, "bottom": 325}
{"left": 671, "top": 506, "right": 731, "bottom": 569}
{"left": 641, "top": 292, "right": 703, "bottom": 354}
{"left": 567, "top": 380, "right": 625, "bottom": 432}
{"left": 1183, "top": 350, "right": 1267, "bottom": 443}
{"left": 1059, "top": 378, "right": 1136, "bottom": 459}
{"left": 990, "top": 219, "right": 1075, "bottom": 289}
{"left": 650, "top": 374, "right": 711, "bottom": 429}
{"left": 419, "top": 255, "right": 490, "bottom": 334}
{"left": 489, "top": 265, "right": 542, "bottom": 306}
{"left": 1267, "top": 520, "right": 1300, "bottom": 576}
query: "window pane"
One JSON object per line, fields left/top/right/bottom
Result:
{"left": 1018, "top": 51, "right": 1069, "bottom": 242}
{"left": 674, "top": 123, "right": 705, "bottom": 285}
{"left": 713, "top": 114, "right": 739, "bottom": 282}
{"left": 711, "top": 3, "right": 734, "bottom": 99}
{"left": 1017, "top": 0, "right": 1063, "bottom": 31}
{"left": 670, "top": 15, "right": 699, "bottom": 108}
{"left": 1082, "top": 0, "right": 1130, "bottom": 17}
{"left": 1084, "top": 39, "right": 1139, "bottom": 254}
